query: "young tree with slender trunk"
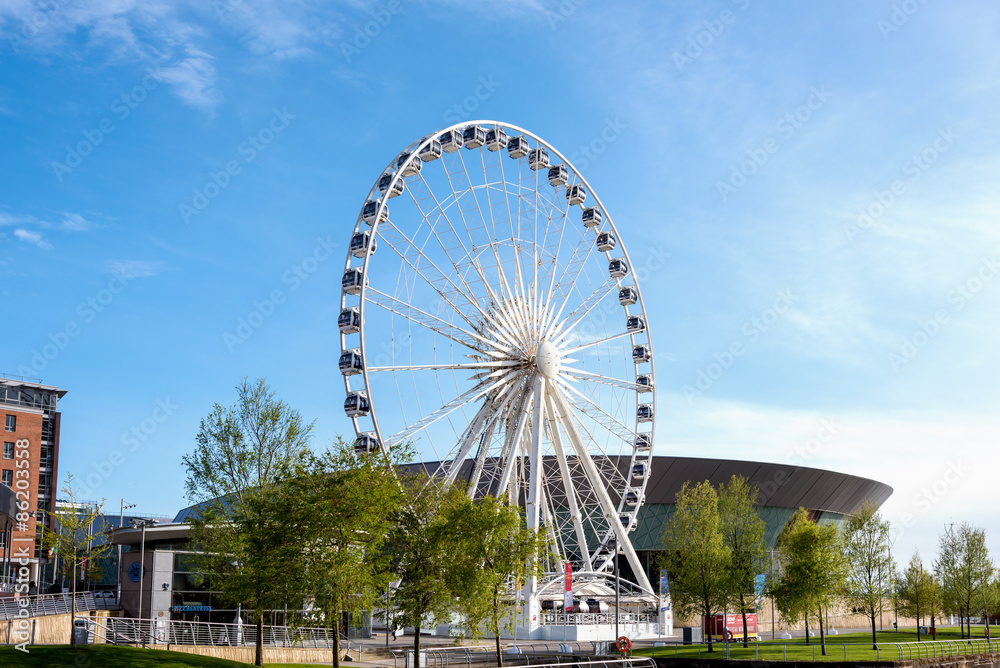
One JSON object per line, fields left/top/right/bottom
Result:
{"left": 843, "top": 501, "right": 894, "bottom": 650}
{"left": 182, "top": 377, "right": 314, "bottom": 667}
{"left": 897, "top": 551, "right": 941, "bottom": 641}
{"left": 659, "top": 480, "right": 729, "bottom": 653}
{"left": 718, "top": 475, "right": 767, "bottom": 648}
{"left": 935, "top": 523, "right": 994, "bottom": 640}
{"left": 43, "top": 475, "right": 113, "bottom": 650}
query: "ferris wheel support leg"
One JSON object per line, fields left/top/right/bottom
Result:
{"left": 544, "top": 392, "right": 593, "bottom": 572}
{"left": 551, "top": 386, "right": 654, "bottom": 595}
{"left": 526, "top": 374, "right": 545, "bottom": 597}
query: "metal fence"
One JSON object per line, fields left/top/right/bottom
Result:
{"left": 389, "top": 648, "right": 654, "bottom": 668}
{"left": 659, "top": 637, "right": 998, "bottom": 662}
{"left": 0, "top": 592, "right": 117, "bottom": 620}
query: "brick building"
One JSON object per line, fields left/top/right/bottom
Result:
{"left": 1, "top": 375, "right": 66, "bottom": 584}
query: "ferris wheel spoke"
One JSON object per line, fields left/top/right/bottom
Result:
{"left": 544, "top": 391, "right": 593, "bottom": 571}
{"left": 466, "top": 404, "right": 505, "bottom": 497}
{"left": 550, "top": 385, "right": 653, "bottom": 593}
{"left": 364, "top": 287, "right": 484, "bottom": 352}
{"left": 548, "top": 277, "right": 617, "bottom": 344}
{"left": 559, "top": 330, "right": 633, "bottom": 355}
{"left": 495, "top": 382, "right": 533, "bottom": 497}
{"left": 435, "top": 397, "right": 501, "bottom": 486}
{"left": 555, "top": 376, "right": 638, "bottom": 451}
{"left": 561, "top": 367, "right": 638, "bottom": 392}
{"left": 526, "top": 375, "right": 545, "bottom": 535}
{"left": 367, "top": 360, "right": 520, "bottom": 373}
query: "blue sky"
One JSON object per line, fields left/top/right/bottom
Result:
{"left": 2, "top": 0, "right": 998, "bottom": 564}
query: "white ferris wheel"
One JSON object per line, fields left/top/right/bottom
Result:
{"left": 339, "top": 121, "right": 657, "bottom": 596}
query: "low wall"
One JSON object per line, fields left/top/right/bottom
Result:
{"left": 0, "top": 611, "right": 112, "bottom": 645}
{"left": 652, "top": 653, "right": 1000, "bottom": 668}
{"left": 150, "top": 643, "right": 384, "bottom": 663}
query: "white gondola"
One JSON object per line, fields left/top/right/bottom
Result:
{"left": 636, "top": 374, "right": 654, "bottom": 393}
{"left": 596, "top": 232, "right": 616, "bottom": 252}
{"left": 619, "top": 514, "right": 635, "bottom": 531}
{"left": 350, "top": 231, "right": 376, "bottom": 258}
{"left": 626, "top": 315, "right": 645, "bottom": 332}
{"left": 527, "top": 148, "right": 549, "bottom": 171}
{"left": 637, "top": 404, "right": 653, "bottom": 422}
{"left": 440, "top": 129, "right": 463, "bottom": 153}
{"left": 507, "top": 135, "right": 529, "bottom": 158}
{"left": 609, "top": 258, "right": 629, "bottom": 278}
{"left": 632, "top": 463, "right": 646, "bottom": 478}
{"left": 361, "top": 200, "right": 388, "bottom": 225}
{"left": 635, "top": 434, "right": 652, "bottom": 450}
{"left": 462, "top": 125, "right": 486, "bottom": 149}
{"left": 354, "top": 432, "right": 380, "bottom": 455}
{"left": 619, "top": 287, "right": 637, "bottom": 306}
{"left": 344, "top": 391, "right": 370, "bottom": 418}
{"left": 581, "top": 206, "right": 602, "bottom": 227}
{"left": 396, "top": 152, "right": 422, "bottom": 176}
{"left": 485, "top": 128, "right": 508, "bottom": 151}
{"left": 632, "top": 344, "right": 650, "bottom": 363}
{"left": 547, "top": 164, "right": 568, "bottom": 186}
{"left": 566, "top": 184, "right": 587, "bottom": 205}
{"left": 625, "top": 490, "right": 641, "bottom": 505}
{"left": 342, "top": 268, "right": 365, "bottom": 295}
{"left": 377, "top": 173, "right": 404, "bottom": 198}
{"left": 338, "top": 307, "right": 361, "bottom": 334}
{"left": 339, "top": 348, "right": 364, "bottom": 376}
{"left": 418, "top": 139, "right": 442, "bottom": 162}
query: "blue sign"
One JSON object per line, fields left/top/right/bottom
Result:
{"left": 172, "top": 605, "right": 212, "bottom": 612}
{"left": 127, "top": 561, "right": 143, "bottom": 583}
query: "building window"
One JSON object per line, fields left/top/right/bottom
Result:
{"left": 4, "top": 415, "right": 14, "bottom": 432}
{"left": 3, "top": 442, "right": 12, "bottom": 459}
{"left": 1, "top": 470, "right": 11, "bottom": 487}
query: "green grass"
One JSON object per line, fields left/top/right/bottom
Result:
{"left": 0, "top": 644, "right": 255, "bottom": 667}
{"left": 636, "top": 626, "right": 999, "bottom": 662}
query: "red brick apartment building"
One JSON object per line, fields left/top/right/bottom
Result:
{"left": 1, "top": 375, "right": 65, "bottom": 585}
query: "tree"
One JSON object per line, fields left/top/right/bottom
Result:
{"left": 935, "top": 523, "right": 994, "bottom": 640}
{"left": 843, "top": 501, "right": 894, "bottom": 650}
{"left": 446, "top": 494, "right": 546, "bottom": 667}
{"left": 773, "top": 508, "right": 847, "bottom": 656}
{"left": 897, "top": 551, "right": 941, "bottom": 641}
{"left": 771, "top": 510, "right": 811, "bottom": 642}
{"left": 388, "top": 477, "right": 476, "bottom": 668}
{"left": 659, "top": 480, "right": 729, "bottom": 653}
{"left": 718, "top": 475, "right": 767, "bottom": 648}
{"left": 43, "top": 475, "right": 113, "bottom": 650}
{"left": 263, "top": 441, "right": 405, "bottom": 668}
{"left": 182, "top": 377, "right": 314, "bottom": 667}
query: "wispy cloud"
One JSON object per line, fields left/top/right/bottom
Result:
{"left": 13, "top": 228, "right": 52, "bottom": 249}
{"left": 60, "top": 212, "right": 91, "bottom": 232}
{"left": 107, "top": 260, "right": 164, "bottom": 279}
{"left": 156, "top": 49, "right": 222, "bottom": 112}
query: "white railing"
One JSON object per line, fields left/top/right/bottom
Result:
{"left": 0, "top": 592, "right": 117, "bottom": 620}
{"left": 540, "top": 612, "right": 657, "bottom": 626}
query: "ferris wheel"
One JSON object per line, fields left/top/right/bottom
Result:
{"left": 338, "top": 121, "right": 656, "bottom": 595}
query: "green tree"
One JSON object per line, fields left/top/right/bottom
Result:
{"left": 659, "top": 480, "right": 729, "bottom": 653}
{"left": 181, "top": 377, "right": 314, "bottom": 667}
{"left": 843, "top": 501, "right": 894, "bottom": 650}
{"left": 718, "top": 475, "right": 767, "bottom": 648}
{"left": 774, "top": 508, "right": 847, "bottom": 655}
{"left": 935, "top": 523, "right": 994, "bottom": 640}
{"left": 262, "top": 441, "right": 405, "bottom": 668}
{"left": 897, "top": 551, "right": 941, "bottom": 641}
{"left": 771, "top": 510, "right": 811, "bottom": 642}
{"left": 388, "top": 477, "right": 476, "bottom": 668}
{"left": 447, "top": 494, "right": 546, "bottom": 667}
{"left": 43, "top": 475, "right": 113, "bottom": 650}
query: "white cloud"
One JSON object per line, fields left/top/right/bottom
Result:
{"left": 60, "top": 212, "right": 91, "bottom": 231}
{"left": 156, "top": 49, "right": 222, "bottom": 112}
{"left": 13, "top": 228, "right": 52, "bottom": 249}
{"left": 107, "top": 260, "right": 164, "bottom": 278}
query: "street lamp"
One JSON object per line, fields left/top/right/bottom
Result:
{"left": 117, "top": 501, "right": 136, "bottom": 603}
{"left": 130, "top": 518, "right": 158, "bottom": 643}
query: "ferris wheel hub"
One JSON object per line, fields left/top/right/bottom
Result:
{"left": 534, "top": 339, "right": 561, "bottom": 379}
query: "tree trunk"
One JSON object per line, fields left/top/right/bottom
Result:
{"left": 871, "top": 611, "right": 878, "bottom": 650}
{"left": 741, "top": 593, "right": 749, "bottom": 648}
{"left": 255, "top": 614, "right": 264, "bottom": 666}
{"left": 705, "top": 606, "right": 713, "bottom": 653}
{"left": 916, "top": 612, "right": 921, "bottom": 642}
{"left": 414, "top": 624, "right": 422, "bottom": 668}
{"left": 804, "top": 610, "right": 810, "bottom": 645}
{"left": 332, "top": 620, "right": 340, "bottom": 668}
{"left": 494, "top": 605, "right": 503, "bottom": 668}
{"left": 818, "top": 606, "right": 826, "bottom": 656}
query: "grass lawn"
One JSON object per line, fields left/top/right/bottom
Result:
{"left": 637, "top": 626, "right": 998, "bottom": 662}
{"left": 0, "top": 644, "right": 255, "bottom": 667}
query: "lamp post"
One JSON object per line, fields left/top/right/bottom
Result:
{"left": 117, "top": 501, "right": 136, "bottom": 603}
{"left": 130, "top": 518, "right": 158, "bottom": 644}
{"left": 615, "top": 544, "right": 621, "bottom": 644}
